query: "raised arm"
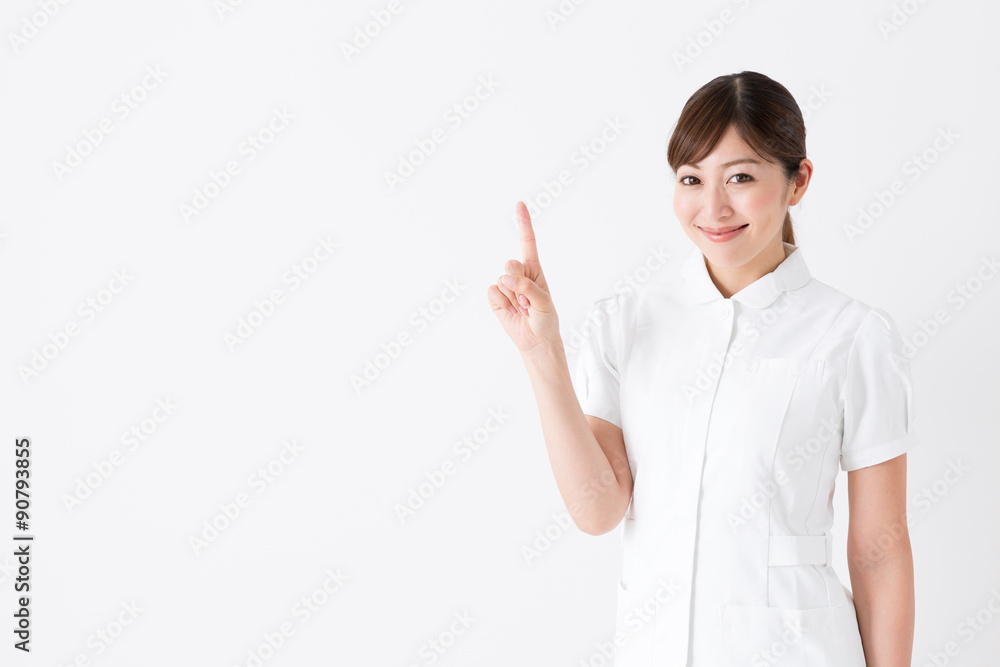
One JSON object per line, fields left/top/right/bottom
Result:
{"left": 487, "top": 202, "right": 633, "bottom": 535}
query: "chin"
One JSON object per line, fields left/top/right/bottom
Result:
{"left": 699, "top": 246, "right": 750, "bottom": 269}
{"left": 687, "top": 231, "right": 748, "bottom": 266}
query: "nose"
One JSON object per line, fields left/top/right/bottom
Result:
{"left": 703, "top": 184, "right": 733, "bottom": 222}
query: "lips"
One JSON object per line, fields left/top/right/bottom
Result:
{"left": 700, "top": 224, "right": 748, "bottom": 233}
{"left": 699, "top": 223, "right": 749, "bottom": 243}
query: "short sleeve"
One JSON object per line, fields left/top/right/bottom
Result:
{"left": 839, "top": 307, "right": 922, "bottom": 472}
{"left": 571, "top": 294, "right": 624, "bottom": 429}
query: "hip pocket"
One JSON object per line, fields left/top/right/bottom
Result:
{"left": 719, "top": 602, "right": 866, "bottom": 666}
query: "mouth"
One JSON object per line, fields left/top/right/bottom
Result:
{"left": 699, "top": 223, "right": 748, "bottom": 242}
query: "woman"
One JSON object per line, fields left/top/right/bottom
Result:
{"left": 487, "top": 71, "right": 919, "bottom": 666}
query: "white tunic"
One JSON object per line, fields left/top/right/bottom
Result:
{"left": 571, "top": 242, "right": 922, "bottom": 666}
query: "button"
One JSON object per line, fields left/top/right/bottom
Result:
{"left": 718, "top": 301, "right": 731, "bottom": 319}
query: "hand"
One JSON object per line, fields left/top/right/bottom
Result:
{"left": 487, "top": 201, "right": 561, "bottom": 354}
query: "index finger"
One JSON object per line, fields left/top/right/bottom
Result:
{"left": 515, "top": 201, "right": 539, "bottom": 265}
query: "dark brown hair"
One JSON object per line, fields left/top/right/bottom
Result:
{"left": 666, "top": 71, "right": 806, "bottom": 245}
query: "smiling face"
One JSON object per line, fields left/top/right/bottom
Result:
{"left": 673, "top": 124, "right": 801, "bottom": 271}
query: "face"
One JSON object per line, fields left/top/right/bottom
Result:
{"left": 673, "top": 124, "right": 808, "bottom": 271}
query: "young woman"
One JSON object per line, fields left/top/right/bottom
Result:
{"left": 487, "top": 71, "right": 919, "bottom": 666}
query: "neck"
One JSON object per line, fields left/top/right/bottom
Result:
{"left": 705, "top": 241, "right": 789, "bottom": 299}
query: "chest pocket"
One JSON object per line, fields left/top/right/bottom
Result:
{"left": 750, "top": 357, "right": 825, "bottom": 376}
{"left": 727, "top": 357, "right": 827, "bottom": 470}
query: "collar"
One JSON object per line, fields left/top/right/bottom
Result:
{"left": 681, "top": 242, "right": 811, "bottom": 309}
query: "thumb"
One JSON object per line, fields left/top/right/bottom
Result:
{"left": 502, "top": 274, "right": 552, "bottom": 311}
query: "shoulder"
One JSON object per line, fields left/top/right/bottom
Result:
{"left": 798, "top": 275, "right": 902, "bottom": 342}
{"left": 584, "top": 279, "right": 688, "bottom": 327}
{"left": 571, "top": 282, "right": 668, "bottom": 356}
{"left": 801, "top": 278, "right": 911, "bottom": 405}
{"left": 580, "top": 280, "right": 661, "bottom": 320}
{"left": 631, "top": 277, "right": 689, "bottom": 317}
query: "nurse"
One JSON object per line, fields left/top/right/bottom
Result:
{"left": 488, "top": 70, "right": 920, "bottom": 666}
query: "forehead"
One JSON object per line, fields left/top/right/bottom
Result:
{"left": 698, "top": 127, "right": 753, "bottom": 162}
{"left": 684, "top": 127, "right": 773, "bottom": 169}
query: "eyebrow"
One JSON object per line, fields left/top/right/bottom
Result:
{"left": 685, "top": 157, "right": 763, "bottom": 170}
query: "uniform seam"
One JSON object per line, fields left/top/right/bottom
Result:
{"left": 838, "top": 307, "right": 878, "bottom": 422}
{"left": 800, "top": 299, "right": 852, "bottom": 527}
{"left": 765, "top": 373, "right": 802, "bottom": 607}
{"left": 800, "top": 301, "right": 856, "bottom": 604}
{"left": 621, "top": 290, "right": 639, "bottom": 385}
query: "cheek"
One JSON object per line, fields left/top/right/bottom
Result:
{"left": 735, "top": 183, "right": 784, "bottom": 218}
{"left": 673, "top": 191, "right": 694, "bottom": 219}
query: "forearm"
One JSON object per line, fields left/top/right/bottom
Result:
{"left": 848, "top": 546, "right": 915, "bottom": 667}
{"left": 520, "top": 341, "right": 630, "bottom": 535}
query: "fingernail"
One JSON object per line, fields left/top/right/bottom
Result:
{"left": 502, "top": 275, "right": 515, "bottom": 288}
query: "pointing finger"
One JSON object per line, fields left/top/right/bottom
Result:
{"left": 515, "top": 201, "right": 540, "bottom": 266}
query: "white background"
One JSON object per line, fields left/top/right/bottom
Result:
{"left": 1, "top": 0, "right": 998, "bottom": 665}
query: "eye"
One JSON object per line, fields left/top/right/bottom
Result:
{"left": 677, "top": 173, "right": 754, "bottom": 186}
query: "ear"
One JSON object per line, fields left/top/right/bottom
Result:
{"left": 787, "top": 158, "right": 813, "bottom": 206}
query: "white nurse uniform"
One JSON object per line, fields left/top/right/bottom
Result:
{"left": 571, "top": 242, "right": 921, "bottom": 666}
